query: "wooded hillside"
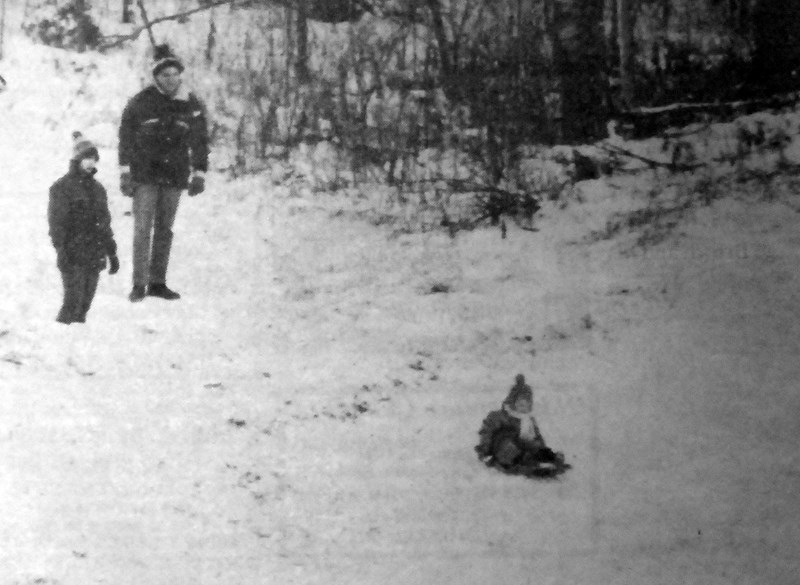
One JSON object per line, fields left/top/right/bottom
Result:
{"left": 7, "top": 1, "right": 799, "bottom": 183}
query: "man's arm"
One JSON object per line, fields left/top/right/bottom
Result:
{"left": 118, "top": 97, "right": 137, "bottom": 170}
{"left": 188, "top": 94, "right": 209, "bottom": 173}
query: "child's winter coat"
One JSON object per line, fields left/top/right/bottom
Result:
{"left": 48, "top": 159, "right": 117, "bottom": 272}
{"left": 475, "top": 405, "right": 548, "bottom": 465}
{"left": 49, "top": 140, "right": 118, "bottom": 325}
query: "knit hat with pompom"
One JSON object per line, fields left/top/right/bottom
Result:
{"left": 503, "top": 374, "right": 533, "bottom": 407}
{"left": 152, "top": 44, "right": 184, "bottom": 77}
{"left": 71, "top": 131, "right": 99, "bottom": 161}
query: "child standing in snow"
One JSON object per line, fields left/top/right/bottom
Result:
{"left": 476, "top": 374, "right": 565, "bottom": 474}
{"left": 48, "top": 133, "right": 119, "bottom": 324}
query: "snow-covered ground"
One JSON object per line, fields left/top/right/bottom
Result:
{"left": 2, "top": 37, "right": 800, "bottom": 585}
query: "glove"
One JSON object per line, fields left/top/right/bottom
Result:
{"left": 55, "top": 247, "right": 68, "bottom": 271}
{"left": 120, "top": 169, "right": 135, "bottom": 197}
{"left": 187, "top": 174, "right": 205, "bottom": 196}
{"left": 108, "top": 255, "right": 120, "bottom": 275}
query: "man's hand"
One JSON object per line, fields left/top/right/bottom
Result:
{"left": 108, "top": 255, "right": 120, "bottom": 275}
{"left": 120, "top": 166, "right": 135, "bottom": 197}
{"left": 188, "top": 173, "right": 205, "bottom": 197}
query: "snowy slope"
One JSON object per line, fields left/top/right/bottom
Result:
{"left": 2, "top": 38, "right": 800, "bottom": 585}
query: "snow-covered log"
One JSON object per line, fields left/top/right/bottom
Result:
{"left": 615, "top": 92, "right": 800, "bottom": 139}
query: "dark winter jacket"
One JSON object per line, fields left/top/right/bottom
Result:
{"left": 118, "top": 85, "right": 209, "bottom": 188}
{"left": 48, "top": 162, "right": 117, "bottom": 271}
{"left": 475, "top": 407, "right": 545, "bottom": 460}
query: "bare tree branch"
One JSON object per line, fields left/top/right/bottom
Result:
{"left": 101, "top": 0, "right": 255, "bottom": 49}
{"left": 599, "top": 141, "right": 703, "bottom": 172}
{"left": 136, "top": 0, "right": 157, "bottom": 48}
{"left": 423, "top": 0, "right": 456, "bottom": 97}
{"left": 101, "top": 0, "right": 377, "bottom": 49}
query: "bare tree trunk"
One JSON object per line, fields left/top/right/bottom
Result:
{"left": 205, "top": 9, "right": 216, "bottom": 62}
{"left": 684, "top": 1, "right": 692, "bottom": 44}
{"left": 0, "top": 0, "right": 6, "bottom": 61}
{"left": 74, "top": 0, "right": 88, "bottom": 52}
{"left": 137, "top": 0, "right": 157, "bottom": 47}
{"left": 541, "top": 0, "right": 562, "bottom": 141}
{"left": 617, "top": 0, "right": 634, "bottom": 107}
{"left": 122, "top": 0, "right": 133, "bottom": 23}
{"left": 736, "top": 0, "right": 751, "bottom": 34}
{"left": 605, "top": 0, "right": 617, "bottom": 80}
{"left": 752, "top": 0, "right": 800, "bottom": 92}
{"left": 295, "top": 0, "right": 309, "bottom": 83}
{"left": 551, "top": 0, "right": 607, "bottom": 142}
{"left": 424, "top": 0, "right": 456, "bottom": 99}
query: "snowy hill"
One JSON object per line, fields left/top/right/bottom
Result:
{"left": 2, "top": 37, "right": 800, "bottom": 585}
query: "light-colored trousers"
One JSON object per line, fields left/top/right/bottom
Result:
{"left": 132, "top": 183, "right": 181, "bottom": 287}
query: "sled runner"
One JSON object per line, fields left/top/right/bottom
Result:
{"left": 478, "top": 448, "right": 572, "bottom": 479}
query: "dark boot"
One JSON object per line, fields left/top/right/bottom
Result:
{"left": 147, "top": 283, "right": 181, "bottom": 300}
{"left": 129, "top": 285, "right": 147, "bottom": 302}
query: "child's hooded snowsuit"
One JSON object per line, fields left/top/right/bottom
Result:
{"left": 476, "top": 375, "right": 559, "bottom": 468}
{"left": 476, "top": 406, "right": 553, "bottom": 466}
{"left": 48, "top": 137, "right": 117, "bottom": 323}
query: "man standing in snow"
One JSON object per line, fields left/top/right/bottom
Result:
{"left": 118, "top": 44, "right": 209, "bottom": 302}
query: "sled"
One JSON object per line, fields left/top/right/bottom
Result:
{"left": 480, "top": 451, "right": 572, "bottom": 479}
{"left": 513, "top": 458, "right": 572, "bottom": 479}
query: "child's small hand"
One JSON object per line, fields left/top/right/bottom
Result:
{"left": 108, "top": 255, "right": 120, "bottom": 275}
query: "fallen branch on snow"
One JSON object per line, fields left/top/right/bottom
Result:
{"left": 616, "top": 92, "right": 800, "bottom": 139}
{"left": 599, "top": 141, "right": 704, "bottom": 172}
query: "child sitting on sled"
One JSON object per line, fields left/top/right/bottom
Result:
{"left": 475, "top": 374, "right": 566, "bottom": 473}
